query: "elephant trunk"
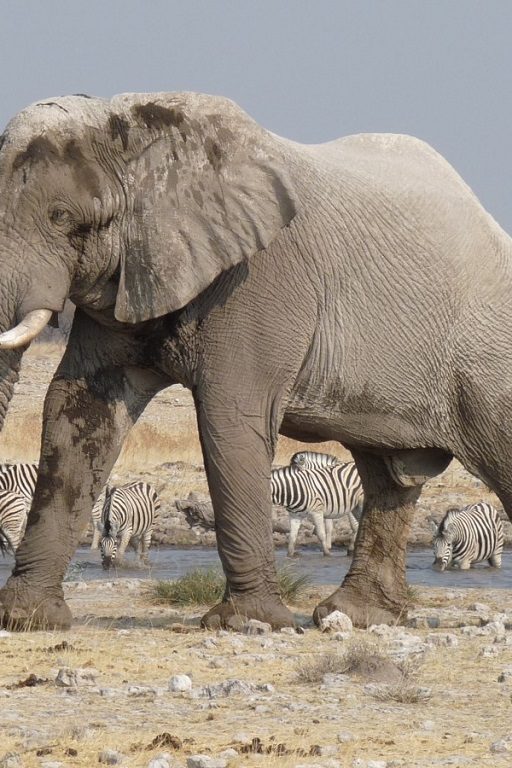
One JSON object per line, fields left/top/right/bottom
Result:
{"left": 0, "top": 345, "right": 22, "bottom": 432}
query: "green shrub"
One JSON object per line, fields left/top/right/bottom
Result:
{"left": 149, "top": 565, "right": 311, "bottom": 607}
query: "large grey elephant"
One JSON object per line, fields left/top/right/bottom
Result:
{"left": 0, "top": 91, "right": 508, "bottom": 630}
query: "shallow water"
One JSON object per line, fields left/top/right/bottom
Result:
{"left": 1, "top": 545, "right": 511, "bottom": 588}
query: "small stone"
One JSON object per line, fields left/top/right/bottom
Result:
{"left": 319, "top": 745, "right": 338, "bottom": 756}
{"left": 218, "top": 748, "right": 238, "bottom": 759}
{"left": 225, "top": 615, "right": 247, "bottom": 632}
{"left": 0, "top": 754, "right": 22, "bottom": 768}
{"left": 41, "top": 763, "right": 64, "bottom": 768}
{"left": 421, "top": 720, "right": 435, "bottom": 731}
{"left": 319, "top": 611, "right": 353, "bottom": 633}
{"left": 481, "top": 645, "right": 500, "bottom": 657}
{"left": 147, "top": 755, "right": 171, "bottom": 768}
{"left": 99, "top": 749, "right": 124, "bottom": 765}
{"left": 490, "top": 736, "right": 512, "bottom": 753}
{"left": 242, "top": 619, "right": 272, "bottom": 635}
{"left": 337, "top": 731, "right": 355, "bottom": 743}
{"left": 169, "top": 674, "right": 193, "bottom": 692}
{"left": 426, "top": 633, "right": 459, "bottom": 647}
{"left": 352, "top": 760, "right": 388, "bottom": 768}
{"left": 55, "top": 667, "right": 97, "bottom": 687}
{"left": 498, "top": 668, "right": 512, "bottom": 682}
{"left": 187, "top": 756, "right": 228, "bottom": 768}
{"left": 469, "top": 602, "right": 490, "bottom": 612}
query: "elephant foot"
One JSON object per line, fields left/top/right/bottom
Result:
{"left": 313, "top": 583, "right": 407, "bottom": 629}
{"left": 201, "top": 594, "right": 295, "bottom": 631}
{"left": 0, "top": 580, "right": 72, "bottom": 631}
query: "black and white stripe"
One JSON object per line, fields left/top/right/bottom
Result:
{"left": 0, "top": 489, "right": 28, "bottom": 553}
{"left": 290, "top": 451, "right": 341, "bottom": 471}
{"left": 271, "top": 460, "right": 363, "bottom": 557}
{"left": 0, "top": 463, "right": 37, "bottom": 502}
{"left": 431, "top": 502, "right": 504, "bottom": 570}
{"left": 100, "top": 481, "right": 160, "bottom": 569}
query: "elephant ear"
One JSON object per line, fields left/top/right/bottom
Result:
{"left": 114, "top": 95, "right": 299, "bottom": 323}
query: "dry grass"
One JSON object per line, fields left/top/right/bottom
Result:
{"left": 1, "top": 582, "right": 510, "bottom": 768}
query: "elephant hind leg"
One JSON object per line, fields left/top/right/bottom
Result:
{"left": 314, "top": 451, "right": 422, "bottom": 628}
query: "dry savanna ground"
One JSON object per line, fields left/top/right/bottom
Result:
{"left": 1, "top": 341, "right": 512, "bottom": 768}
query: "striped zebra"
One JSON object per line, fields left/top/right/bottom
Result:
{"left": 0, "top": 489, "right": 28, "bottom": 553}
{"left": 0, "top": 463, "right": 37, "bottom": 502}
{"left": 0, "top": 464, "right": 105, "bottom": 547}
{"left": 271, "top": 460, "right": 363, "bottom": 557}
{"left": 430, "top": 502, "right": 504, "bottom": 571}
{"left": 99, "top": 481, "right": 160, "bottom": 569}
{"left": 290, "top": 451, "right": 341, "bottom": 471}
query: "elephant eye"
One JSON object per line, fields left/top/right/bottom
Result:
{"left": 49, "top": 207, "right": 71, "bottom": 226}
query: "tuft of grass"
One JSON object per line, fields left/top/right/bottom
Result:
{"left": 296, "top": 637, "right": 407, "bottom": 685}
{"left": 150, "top": 567, "right": 225, "bottom": 606}
{"left": 148, "top": 565, "right": 311, "bottom": 607}
{"left": 367, "top": 680, "right": 432, "bottom": 704}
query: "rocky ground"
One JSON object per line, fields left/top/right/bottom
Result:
{"left": 1, "top": 581, "right": 512, "bottom": 768}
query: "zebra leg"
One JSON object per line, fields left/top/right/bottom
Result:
{"left": 346, "top": 504, "right": 361, "bottom": 555}
{"left": 90, "top": 524, "right": 101, "bottom": 551}
{"left": 287, "top": 515, "right": 301, "bottom": 557}
{"left": 310, "top": 510, "right": 330, "bottom": 556}
{"left": 314, "top": 451, "right": 423, "bottom": 628}
{"left": 489, "top": 553, "right": 502, "bottom": 568}
{"left": 116, "top": 529, "right": 132, "bottom": 564}
{"left": 325, "top": 518, "right": 334, "bottom": 551}
{"left": 0, "top": 310, "right": 166, "bottom": 630}
{"left": 139, "top": 530, "right": 152, "bottom": 565}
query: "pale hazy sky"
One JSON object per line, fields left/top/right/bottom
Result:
{"left": 1, "top": 1, "right": 512, "bottom": 230}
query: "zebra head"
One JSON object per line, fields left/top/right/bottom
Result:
{"left": 290, "top": 451, "right": 339, "bottom": 471}
{"left": 100, "top": 534, "right": 117, "bottom": 570}
{"left": 430, "top": 515, "right": 457, "bottom": 571}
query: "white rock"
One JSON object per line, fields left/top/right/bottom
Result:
{"left": 319, "top": 611, "right": 353, "bottom": 633}
{"left": 169, "top": 674, "right": 193, "bottom": 692}
{"left": 498, "top": 667, "right": 512, "bottom": 682}
{"left": 490, "top": 735, "right": 512, "bottom": 753}
{"left": 98, "top": 749, "right": 124, "bottom": 764}
{"left": 337, "top": 731, "right": 355, "bottom": 742}
{"left": 421, "top": 720, "right": 436, "bottom": 731}
{"left": 147, "top": 755, "right": 172, "bottom": 768}
{"left": 481, "top": 645, "right": 500, "bottom": 657}
{"left": 186, "top": 756, "right": 227, "bottom": 768}
{"left": 0, "top": 754, "right": 22, "bottom": 768}
{"left": 0, "top": 630, "right": 11, "bottom": 638}
{"left": 352, "top": 759, "right": 388, "bottom": 768}
{"left": 218, "top": 748, "right": 238, "bottom": 759}
{"left": 55, "top": 667, "right": 98, "bottom": 687}
{"left": 242, "top": 619, "right": 272, "bottom": 635}
{"left": 469, "top": 602, "right": 490, "bottom": 612}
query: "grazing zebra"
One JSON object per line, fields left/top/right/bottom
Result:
{"left": 271, "top": 460, "right": 363, "bottom": 557}
{"left": 99, "top": 481, "right": 160, "bottom": 570}
{"left": 0, "top": 463, "right": 37, "bottom": 502}
{"left": 430, "top": 502, "right": 504, "bottom": 571}
{"left": 290, "top": 451, "right": 341, "bottom": 471}
{"left": 0, "top": 489, "right": 28, "bottom": 553}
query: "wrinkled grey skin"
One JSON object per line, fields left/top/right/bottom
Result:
{"left": 0, "top": 91, "right": 510, "bottom": 631}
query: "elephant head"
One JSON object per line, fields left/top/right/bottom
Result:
{"left": 0, "top": 92, "right": 298, "bottom": 427}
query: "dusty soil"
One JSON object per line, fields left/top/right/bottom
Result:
{"left": 1, "top": 581, "right": 512, "bottom": 767}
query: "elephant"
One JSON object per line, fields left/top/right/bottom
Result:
{"left": 0, "top": 90, "right": 510, "bottom": 631}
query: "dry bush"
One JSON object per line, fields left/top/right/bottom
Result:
{"left": 367, "top": 679, "right": 432, "bottom": 704}
{"left": 295, "top": 636, "right": 409, "bottom": 685}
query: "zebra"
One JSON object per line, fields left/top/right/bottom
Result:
{"left": 0, "top": 489, "right": 28, "bottom": 553}
{"left": 0, "top": 464, "right": 105, "bottom": 547}
{"left": 99, "top": 481, "right": 160, "bottom": 570}
{"left": 271, "top": 460, "right": 364, "bottom": 557}
{"left": 0, "top": 463, "right": 37, "bottom": 502}
{"left": 430, "top": 502, "right": 504, "bottom": 571}
{"left": 290, "top": 451, "right": 341, "bottom": 471}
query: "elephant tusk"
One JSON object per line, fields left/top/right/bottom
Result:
{"left": 0, "top": 309, "right": 53, "bottom": 349}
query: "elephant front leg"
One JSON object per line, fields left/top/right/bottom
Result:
{"left": 0, "top": 320, "right": 162, "bottom": 629}
{"left": 197, "top": 398, "right": 295, "bottom": 630}
{"left": 314, "top": 452, "right": 422, "bottom": 628}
